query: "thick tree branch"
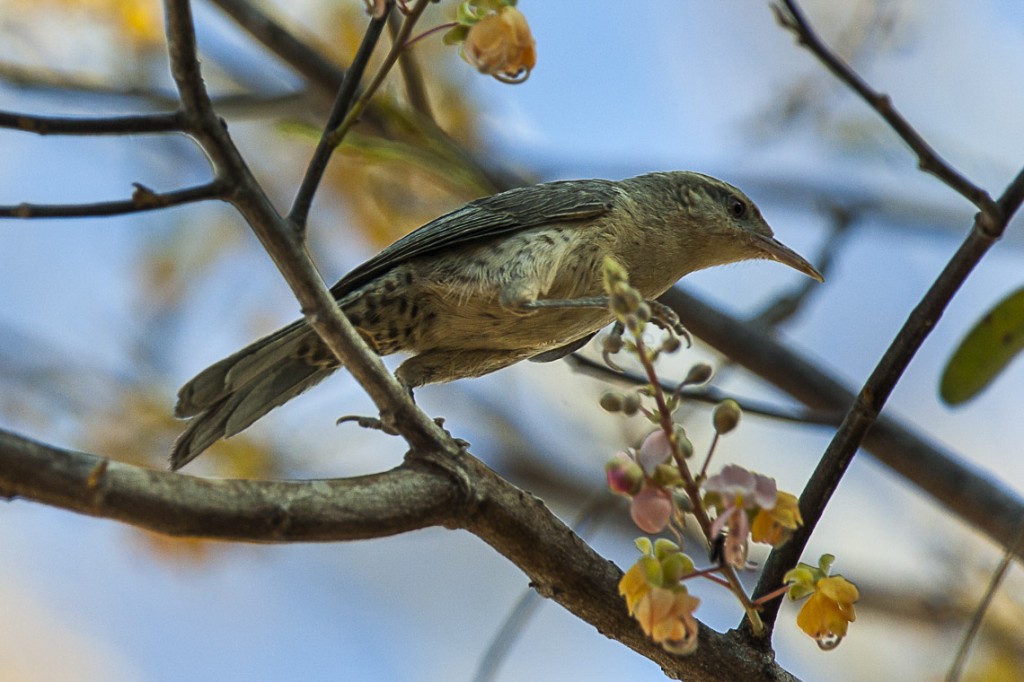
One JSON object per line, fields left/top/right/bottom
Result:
{"left": 0, "top": 428, "right": 459, "bottom": 540}
{"left": 0, "top": 427, "right": 796, "bottom": 681}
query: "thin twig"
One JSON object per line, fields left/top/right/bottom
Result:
{"left": 631, "top": 330, "right": 764, "bottom": 634}
{"left": 754, "top": 179, "right": 1016, "bottom": 628}
{"left": 772, "top": 0, "right": 998, "bottom": 215}
{"left": 0, "top": 61, "right": 178, "bottom": 101}
{"left": 329, "top": 0, "right": 433, "bottom": 150}
{"left": 288, "top": 3, "right": 394, "bottom": 228}
{"left": 208, "top": 0, "right": 346, "bottom": 91}
{"left": 0, "top": 109, "right": 185, "bottom": 135}
{"left": 388, "top": 9, "right": 435, "bottom": 121}
{"left": 661, "top": 287, "right": 1024, "bottom": 569}
{"left": 567, "top": 352, "right": 842, "bottom": 427}
{"left": 945, "top": 522, "right": 1024, "bottom": 682}
{"left": 0, "top": 182, "right": 227, "bottom": 218}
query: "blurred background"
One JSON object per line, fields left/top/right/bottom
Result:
{"left": 1, "top": 0, "right": 1024, "bottom": 679}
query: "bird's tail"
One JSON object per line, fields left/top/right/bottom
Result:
{"left": 171, "top": 320, "right": 337, "bottom": 470}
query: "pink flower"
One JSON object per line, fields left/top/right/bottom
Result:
{"left": 637, "top": 429, "right": 673, "bottom": 475}
{"left": 605, "top": 453, "right": 643, "bottom": 496}
{"left": 704, "top": 464, "right": 777, "bottom": 509}
{"left": 631, "top": 484, "right": 674, "bottom": 533}
{"left": 704, "top": 465, "right": 778, "bottom": 568}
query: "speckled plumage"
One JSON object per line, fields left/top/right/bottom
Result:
{"left": 171, "top": 172, "right": 821, "bottom": 469}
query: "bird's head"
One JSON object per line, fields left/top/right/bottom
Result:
{"left": 626, "top": 171, "right": 824, "bottom": 282}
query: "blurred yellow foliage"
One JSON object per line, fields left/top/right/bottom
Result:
{"left": 309, "top": 3, "right": 518, "bottom": 250}
{"left": 10, "top": 0, "right": 164, "bottom": 46}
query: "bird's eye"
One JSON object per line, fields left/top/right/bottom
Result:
{"left": 729, "top": 198, "right": 747, "bottom": 219}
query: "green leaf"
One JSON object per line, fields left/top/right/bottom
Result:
{"left": 940, "top": 286, "right": 1024, "bottom": 405}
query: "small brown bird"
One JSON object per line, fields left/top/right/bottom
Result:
{"left": 171, "top": 171, "right": 822, "bottom": 468}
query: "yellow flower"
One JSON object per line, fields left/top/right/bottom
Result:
{"left": 786, "top": 555, "right": 859, "bottom": 650}
{"left": 461, "top": 6, "right": 536, "bottom": 83}
{"left": 795, "top": 576, "right": 859, "bottom": 648}
{"left": 619, "top": 538, "right": 699, "bottom": 654}
{"left": 633, "top": 587, "right": 701, "bottom": 655}
{"left": 751, "top": 491, "right": 803, "bottom": 547}
{"left": 618, "top": 556, "right": 655, "bottom": 614}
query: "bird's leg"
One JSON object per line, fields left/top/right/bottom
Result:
{"left": 336, "top": 412, "right": 400, "bottom": 434}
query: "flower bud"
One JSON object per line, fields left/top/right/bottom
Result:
{"left": 660, "top": 552, "right": 696, "bottom": 584}
{"left": 635, "top": 302, "right": 652, "bottom": 324}
{"left": 611, "top": 287, "right": 643, "bottom": 316}
{"left": 713, "top": 399, "right": 742, "bottom": 434}
{"left": 661, "top": 334, "right": 682, "bottom": 353}
{"left": 684, "top": 363, "right": 713, "bottom": 386}
{"left": 599, "top": 391, "right": 625, "bottom": 412}
{"left": 652, "top": 538, "right": 681, "bottom": 559}
{"left": 638, "top": 429, "right": 671, "bottom": 473}
{"left": 652, "top": 463, "right": 682, "bottom": 487}
{"left": 606, "top": 457, "right": 643, "bottom": 496}
{"left": 621, "top": 391, "right": 641, "bottom": 416}
{"left": 672, "top": 490, "right": 694, "bottom": 513}
{"left": 673, "top": 426, "right": 694, "bottom": 459}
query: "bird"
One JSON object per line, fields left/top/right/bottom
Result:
{"left": 171, "top": 171, "right": 822, "bottom": 469}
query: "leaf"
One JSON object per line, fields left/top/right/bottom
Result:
{"left": 940, "top": 286, "right": 1024, "bottom": 405}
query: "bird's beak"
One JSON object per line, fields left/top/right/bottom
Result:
{"left": 750, "top": 233, "right": 824, "bottom": 282}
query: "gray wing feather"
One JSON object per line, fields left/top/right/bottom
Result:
{"left": 330, "top": 179, "right": 619, "bottom": 297}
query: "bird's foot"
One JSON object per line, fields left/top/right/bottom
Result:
{"left": 336, "top": 411, "right": 400, "bottom": 435}
{"left": 646, "top": 300, "right": 692, "bottom": 347}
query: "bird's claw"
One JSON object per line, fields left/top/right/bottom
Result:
{"left": 336, "top": 412, "right": 400, "bottom": 435}
{"left": 647, "top": 300, "right": 692, "bottom": 348}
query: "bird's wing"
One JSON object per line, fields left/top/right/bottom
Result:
{"left": 330, "top": 179, "right": 619, "bottom": 297}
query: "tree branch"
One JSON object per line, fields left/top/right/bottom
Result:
{"left": 662, "top": 287, "right": 1024, "bottom": 566}
{"left": 163, "top": 0, "right": 450, "bottom": 453}
{"left": 209, "top": 0, "right": 346, "bottom": 92}
{"left": 0, "top": 428, "right": 459, "bottom": 540}
{"left": 772, "top": 0, "right": 998, "bottom": 214}
{"left": 0, "top": 181, "right": 228, "bottom": 218}
{"left": 0, "top": 109, "right": 185, "bottom": 135}
{"left": 288, "top": 2, "right": 393, "bottom": 228}
{"left": 753, "top": 2, "right": 1024, "bottom": 631}
{"left": 0, "top": 426, "right": 795, "bottom": 681}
